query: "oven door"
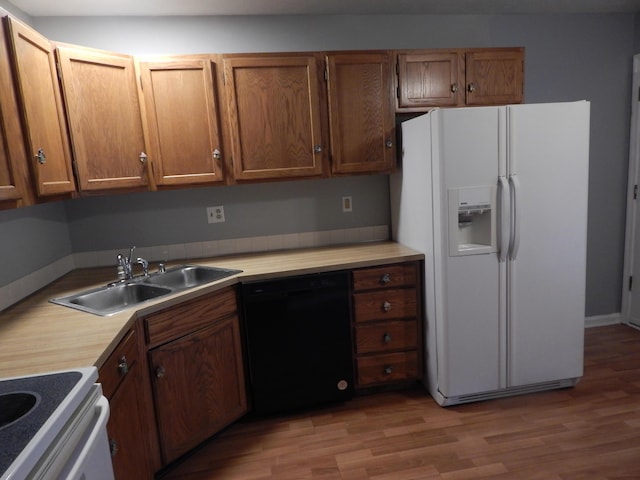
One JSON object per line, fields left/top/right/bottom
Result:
{"left": 28, "top": 385, "right": 114, "bottom": 480}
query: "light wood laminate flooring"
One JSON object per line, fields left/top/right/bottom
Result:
{"left": 160, "top": 324, "right": 640, "bottom": 479}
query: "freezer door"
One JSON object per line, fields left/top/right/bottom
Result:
{"left": 506, "top": 101, "right": 590, "bottom": 387}
{"left": 436, "top": 107, "right": 506, "bottom": 398}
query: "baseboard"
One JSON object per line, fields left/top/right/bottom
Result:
{"left": 585, "top": 313, "right": 621, "bottom": 328}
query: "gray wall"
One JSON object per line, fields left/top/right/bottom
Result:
{"left": 0, "top": 11, "right": 634, "bottom": 317}
{"left": 0, "top": 202, "right": 72, "bottom": 282}
{"left": 64, "top": 176, "right": 389, "bottom": 252}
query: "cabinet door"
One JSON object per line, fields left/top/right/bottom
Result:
{"left": 396, "top": 51, "right": 463, "bottom": 109}
{"left": 5, "top": 17, "right": 76, "bottom": 196}
{"left": 137, "top": 56, "right": 225, "bottom": 186}
{"left": 326, "top": 52, "right": 395, "bottom": 174}
{"left": 223, "top": 54, "right": 326, "bottom": 180}
{"left": 465, "top": 49, "right": 524, "bottom": 106}
{"left": 0, "top": 18, "right": 29, "bottom": 207}
{"left": 57, "top": 45, "right": 149, "bottom": 191}
{"left": 100, "top": 329, "right": 158, "bottom": 479}
{"left": 149, "top": 314, "right": 247, "bottom": 464}
{"left": 107, "top": 366, "right": 156, "bottom": 479}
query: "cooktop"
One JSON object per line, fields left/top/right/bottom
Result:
{"left": 0, "top": 370, "right": 87, "bottom": 478}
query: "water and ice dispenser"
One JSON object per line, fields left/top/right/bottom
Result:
{"left": 448, "top": 186, "right": 497, "bottom": 256}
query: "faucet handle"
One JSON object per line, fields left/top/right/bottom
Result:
{"left": 128, "top": 246, "right": 136, "bottom": 261}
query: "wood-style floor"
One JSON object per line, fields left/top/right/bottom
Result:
{"left": 160, "top": 324, "right": 640, "bottom": 479}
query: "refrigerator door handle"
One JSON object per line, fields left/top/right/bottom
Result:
{"left": 509, "top": 174, "right": 521, "bottom": 260}
{"left": 498, "top": 176, "right": 510, "bottom": 262}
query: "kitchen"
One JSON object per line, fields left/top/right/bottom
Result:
{"left": 0, "top": 0, "right": 638, "bottom": 478}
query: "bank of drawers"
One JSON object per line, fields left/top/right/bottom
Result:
{"left": 352, "top": 262, "right": 422, "bottom": 387}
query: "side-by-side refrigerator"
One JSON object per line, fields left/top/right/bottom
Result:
{"left": 390, "top": 101, "right": 590, "bottom": 406}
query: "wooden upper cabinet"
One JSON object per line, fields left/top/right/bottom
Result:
{"left": 223, "top": 54, "right": 326, "bottom": 181}
{"left": 0, "top": 18, "right": 30, "bottom": 207}
{"left": 465, "top": 49, "right": 524, "bottom": 106}
{"left": 326, "top": 52, "right": 396, "bottom": 174}
{"left": 397, "top": 51, "right": 463, "bottom": 109}
{"left": 137, "top": 55, "right": 225, "bottom": 186}
{"left": 56, "top": 44, "right": 149, "bottom": 192}
{"left": 396, "top": 47, "right": 524, "bottom": 111}
{"left": 5, "top": 17, "right": 76, "bottom": 196}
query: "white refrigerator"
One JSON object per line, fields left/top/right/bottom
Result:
{"left": 390, "top": 101, "right": 590, "bottom": 406}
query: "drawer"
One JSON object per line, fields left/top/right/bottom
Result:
{"left": 356, "top": 351, "right": 419, "bottom": 387}
{"left": 99, "top": 328, "right": 139, "bottom": 399}
{"left": 353, "top": 288, "right": 417, "bottom": 323}
{"left": 353, "top": 263, "right": 418, "bottom": 292}
{"left": 144, "top": 286, "right": 237, "bottom": 347}
{"left": 355, "top": 320, "right": 418, "bottom": 354}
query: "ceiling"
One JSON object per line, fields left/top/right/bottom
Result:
{"left": 7, "top": 0, "right": 640, "bottom": 17}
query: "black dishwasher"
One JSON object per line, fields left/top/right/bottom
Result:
{"left": 241, "top": 271, "right": 354, "bottom": 414}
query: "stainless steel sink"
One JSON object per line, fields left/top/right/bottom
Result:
{"left": 143, "top": 265, "right": 241, "bottom": 290}
{"left": 50, "top": 264, "right": 241, "bottom": 316}
{"left": 50, "top": 283, "right": 172, "bottom": 316}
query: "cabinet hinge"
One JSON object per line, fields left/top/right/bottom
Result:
{"left": 397, "top": 86, "right": 400, "bottom": 99}
{"left": 630, "top": 275, "right": 634, "bottom": 291}
{"left": 324, "top": 66, "right": 328, "bottom": 82}
{"left": 634, "top": 184, "right": 638, "bottom": 200}
{"left": 55, "top": 61, "right": 62, "bottom": 80}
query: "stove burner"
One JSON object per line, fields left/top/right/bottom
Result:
{"left": 0, "top": 392, "right": 40, "bottom": 430}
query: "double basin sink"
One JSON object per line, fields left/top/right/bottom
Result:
{"left": 50, "top": 265, "right": 242, "bottom": 316}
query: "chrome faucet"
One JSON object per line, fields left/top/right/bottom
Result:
{"left": 116, "top": 246, "right": 149, "bottom": 281}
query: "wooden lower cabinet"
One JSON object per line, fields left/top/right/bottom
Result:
{"left": 352, "top": 262, "right": 423, "bottom": 388}
{"left": 99, "top": 328, "right": 158, "bottom": 480}
{"left": 144, "top": 287, "right": 248, "bottom": 465}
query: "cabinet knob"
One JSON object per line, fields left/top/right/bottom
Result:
{"left": 109, "top": 439, "right": 118, "bottom": 457}
{"left": 384, "top": 365, "right": 393, "bottom": 375}
{"left": 380, "top": 273, "right": 391, "bottom": 284}
{"left": 139, "top": 151, "right": 148, "bottom": 164}
{"left": 385, "top": 139, "right": 393, "bottom": 149}
{"left": 383, "top": 333, "right": 392, "bottom": 343}
{"left": 212, "top": 148, "right": 222, "bottom": 160}
{"left": 156, "top": 366, "right": 166, "bottom": 379}
{"left": 35, "top": 148, "right": 46, "bottom": 165}
{"left": 467, "top": 83, "right": 477, "bottom": 93}
{"left": 451, "top": 83, "right": 458, "bottom": 93}
{"left": 314, "top": 144, "right": 323, "bottom": 153}
{"left": 382, "top": 301, "right": 391, "bottom": 312}
{"left": 118, "top": 356, "right": 129, "bottom": 376}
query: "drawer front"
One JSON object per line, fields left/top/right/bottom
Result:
{"left": 144, "top": 286, "right": 237, "bottom": 347}
{"left": 355, "top": 320, "right": 418, "bottom": 354}
{"left": 353, "top": 288, "right": 417, "bottom": 323}
{"left": 356, "top": 351, "right": 419, "bottom": 386}
{"left": 353, "top": 263, "right": 418, "bottom": 292}
{"left": 100, "top": 328, "right": 139, "bottom": 399}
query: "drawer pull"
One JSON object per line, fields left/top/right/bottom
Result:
{"left": 118, "top": 356, "right": 129, "bottom": 376}
{"left": 384, "top": 365, "right": 393, "bottom": 375}
{"left": 382, "top": 301, "right": 391, "bottom": 312}
{"left": 383, "top": 333, "right": 392, "bottom": 343}
{"left": 380, "top": 273, "right": 391, "bottom": 284}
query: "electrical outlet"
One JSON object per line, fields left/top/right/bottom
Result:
{"left": 342, "top": 196, "right": 352, "bottom": 213}
{"left": 207, "top": 205, "right": 225, "bottom": 223}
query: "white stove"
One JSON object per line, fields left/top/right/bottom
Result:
{"left": 0, "top": 367, "right": 114, "bottom": 480}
